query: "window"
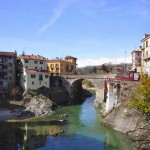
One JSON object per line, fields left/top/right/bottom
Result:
{"left": 34, "top": 61, "right": 38, "bottom": 64}
{"left": 10, "top": 70, "right": 12, "bottom": 74}
{"left": 32, "top": 81, "right": 34, "bottom": 85}
{"left": 45, "top": 75, "right": 48, "bottom": 78}
{"left": 55, "top": 64, "right": 59, "bottom": 68}
{"left": 45, "top": 82, "right": 47, "bottom": 85}
{"left": 39, "top": 74, "right": 43, "bottom": 80}
{"left": 25, "top": 60, "right": 28, "bottom": 63}
{"left": 41, "top": 67, "right": 42, "bottom": 70}
{"left": 31, "top": 74, "right": 36, "bottom": 78}
{"left": 9, "top": 57, "right": 11, "bottom": 59}
{"left": 51, "top": 64, "right": 54, "bottom": 69}
{"left": 146, "top": 40, "right": 148, "bottom": 47}
{"left": 9, "top": 63, "right": 12, "bottom": 67}
{"left": 0, "top": 81, "right": 3, "bottom": 85}
{"left": 40, "top": 61, "right": 43, "bottom": 64}
{"left": 26, "top": 66, "right": 28, "bottom": 69}
{"left": 9, "top": 77, "right": 12, "bottom": 80}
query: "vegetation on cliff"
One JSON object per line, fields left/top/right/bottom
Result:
{"left": 130, "top": 75, "right": 150, "bottom": 119}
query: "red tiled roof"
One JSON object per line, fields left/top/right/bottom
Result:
{"left": 18, "top": 54, "right": 46, "bottom": 60}
{"left": 26, "top": 69, "right": 50, "bottom": 74}
{"left": 0, "top": 51, "right": 16, "bottom": 57}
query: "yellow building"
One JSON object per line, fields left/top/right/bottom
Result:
{"left": 47, "top": 56, "right": 77, "bottom": 76}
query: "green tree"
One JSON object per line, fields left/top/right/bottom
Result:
{"left": 10, "top": 86, "right": 22, "bottom": 101}
{"left": 130, "top": 75, "right": 150, "bottom": 118}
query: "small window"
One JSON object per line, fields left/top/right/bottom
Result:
{"left": 31, "top": 74, "right": 36, "bottom": 78}
{"left": 9, "top": 57, "right": 11, "bottom": 59}
{"left": 39, "top": 74, "right": 43, "bottom": 80}
{"left": 10, "top": 70, "right": 12, "bottom": 74}
{"left": 55, "top": 64, "right": 59, "bottom": 68}
{"left": 34, "top": 61, "right": 38, "bottom": 64}
{"left": 35, "top": 67, "right": 37, "bottom": 69}
{"left": 25, "top": 60, "right": 28, "bottom": 63}
{"left": 45, "top": 75, "right": 48, "bottom": 78}
{"left": 10, "top": 63, "right": 12, "bottom": 67}
{"left": 146, "top": 40, "right": 148, "bottom": 47}
{"left": 40, "top": 61, "right": 43, "bottom": 64}
{"left": 51, "top": 64, "right": 54, "bottom": 68}
{"left": 26, "top": 66, "right": 28, "bottom": 69}
{"left": 32, "top": 81, "right": 34, "bottom": 85}
{"left": 0, "top": 81, "right": 3, "bottom": 85}
{"left": 45, "top": 82, "right": 47, "bottom": 85}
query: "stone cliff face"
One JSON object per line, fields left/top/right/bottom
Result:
{"left": 23, "top": 86, "right": 92, "bottom": 117}
{"left": 102, "top": 82, "right": 150, "bottom": 150}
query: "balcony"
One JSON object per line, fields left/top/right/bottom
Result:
{"left": 143, "top": 55, "right": 150, "bottom": 60}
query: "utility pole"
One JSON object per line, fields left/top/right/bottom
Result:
{"left": 124, "top": 51, "right": 126, "bottom": 75}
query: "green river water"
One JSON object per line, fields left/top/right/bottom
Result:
{"left": 0, "top": 95, "right": 134, "bottom": 150}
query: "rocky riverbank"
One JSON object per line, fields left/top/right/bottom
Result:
{"left": 102, "top": 81, "right": 150, "bottom": 150}
{"left": 23, "top": 86, "right": 93, "bottom": 117}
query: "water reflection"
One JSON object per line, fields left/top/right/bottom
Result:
{"left": 0, "top": 122, "right": 24, "bottom": 150}
{"left": 0, "top": 95, "right": 133, "bottom": 150}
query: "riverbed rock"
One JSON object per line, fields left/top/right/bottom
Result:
{"left": 23, "top": 91, "right": 55, "bottom": 117}
{"left": 23, "top": 86, "right": 93, "bottom": 117}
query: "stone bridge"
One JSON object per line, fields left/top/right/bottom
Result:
{"left": 53, "top": 75, "right": 107, "bottom": 106}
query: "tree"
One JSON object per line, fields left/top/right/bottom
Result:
{"left": 130, "top": 75, "right": 150, "bottom": 119}
{"left": 10, "top": 86, "right": 22, "bottom": 101}
{"left": 93, "top": 66, "right": 97, "bottom": 74}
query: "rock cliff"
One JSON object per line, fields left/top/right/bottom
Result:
{"left": 23, "top": 86, "right": 92, "bottom": 117}
{"left": 102, "top": 82, "right": 150, "bottom": 150}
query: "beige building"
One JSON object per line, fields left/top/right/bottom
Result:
{"left": 141, "top": 34, "right": 150, "bottom": 75}
{"left": 47, "top": 56, "right": 77, "bottom": 76}
{"left": 18, "top": 54, "right": 50, "bottom": 90}
{"left": 0, "top": 51, "right": 17, "bottom": 97}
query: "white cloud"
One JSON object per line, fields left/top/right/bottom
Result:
{"left": 77, "top": 56, "right": 131, "bottom": 67}
{"left": 38, "top": 0, "right": 72, "bottom": 34}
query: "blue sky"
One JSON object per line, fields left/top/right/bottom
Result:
{"left": 0, "top": 0, "right": 150, "bottom": 67}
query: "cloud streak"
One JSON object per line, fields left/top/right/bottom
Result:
{"left": 77, "top": 56, "right": 131, "bottom": 68}
{"left": 38, "top": 0, "right": 71, "bottom": 34}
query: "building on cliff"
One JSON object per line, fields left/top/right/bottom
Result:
{"left": 141, "top": 34, "right": 150, "bottom": 76}
{"left": 0, "top": 51, "right": 17, "bottom": 97}
{"left": 17, "top": 54, "right": 50, "bottom": 90}
{"left": 47, "top": 56, "right": 77, "bottom": 76}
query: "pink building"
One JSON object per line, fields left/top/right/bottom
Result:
{"left": 131, "top": 49, "right": 142, "bottom": 71}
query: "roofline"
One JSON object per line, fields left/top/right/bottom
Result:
{"left": 141, "top": 34, "right": 150, "bottom": 42}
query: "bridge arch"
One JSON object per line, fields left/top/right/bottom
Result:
{"left": 61, "top": 77, "right": 105, "bottom": 106}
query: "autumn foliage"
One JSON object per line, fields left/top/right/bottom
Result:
{"left": 130, "top": 75, "right": 150, "bottom": 118}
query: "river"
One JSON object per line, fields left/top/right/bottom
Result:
{"left": 0, "top": 95, "right": 133, "bottom": 150}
